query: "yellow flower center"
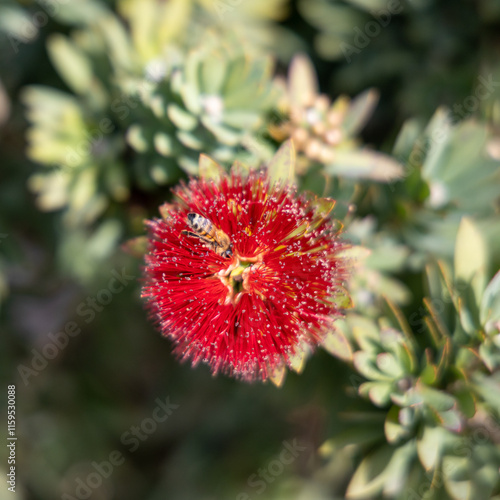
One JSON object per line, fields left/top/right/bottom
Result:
{"left": 217, "top": 254, "right": 266, "bottom": 305}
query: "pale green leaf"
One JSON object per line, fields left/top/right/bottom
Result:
{"left": 200, "top": 54, "right": 227, "bottom": 95}
{"left": 341, "top": 89, "right": 379, "bottom": 137}
{"left": 199, "top": 154, "right": 225, "bottom": 182}
{"left": 167, "top": 104, "right": 198, "bottom": 131}
{"left": 288, "top": 53, "right": 318, "bottom": 107}
{"left": 176, "top": 130, "right": 204, "bottom": 150}
{"left": 443, "top": 456, "right": 471, "bottom": 500}
{"left": 326, "top": 149, "right": 404, "bottom": 182}
{"left": 322, "top": 328, "right": 353, "bottom": 362}
{"left": 127, "top": 125, "right": 149, "bottom": 153}
{"left": 267, "top": 139, "right": 296, "bottom": 185}
{"left": 417, "top": 425, "right": 457, "bottom": 471}
{"left": 359, "top": 381, "right": 392, "bottom": 407}
{"left": 480, "top": 271, "right": 500, "bottom": 333}
{"left": 454, "top": 217, "right": 489, "bottom": 318}
{"left": 269, "top": 363, "right": 286, "bottom": 388}
{"left": 122, "top": 236, "right": 148, "bottom": 258}
{"left": 353, "top": 352, "right": 392, "bottom": 382}
{"left": 154, "top": 132, "right": 175, "bottom": 156}
{"left": 417, "top": 384, "right": 456, "bottom": 412}
{"left": 47, "top": 34, "right": 95, "bottom": 97}
{"left": 346, "top": 444, "right": 394, "bottom": 499}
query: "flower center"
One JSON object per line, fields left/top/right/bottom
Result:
{"left": 227, "top": 262, "right": 250, "bottom": 294}
{"left": 217, "top": 255, "right": 265, "bottom": 305}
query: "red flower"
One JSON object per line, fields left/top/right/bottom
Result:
{"left": 142, "top": 167, "right": 349, "bottom": 382}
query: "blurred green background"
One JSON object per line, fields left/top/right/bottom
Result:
{"left": 1, "top": 1, "right": 500, "bottom": 499}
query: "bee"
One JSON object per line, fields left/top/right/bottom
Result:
{"left": 181, "top": 213, "right": 233, "bottom": 258}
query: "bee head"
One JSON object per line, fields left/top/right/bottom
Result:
{"left": 223, "top": 244, "right": 233, "bottom": 259}
{"left": 187, "top": 213, "right": 198, "bottom": 229}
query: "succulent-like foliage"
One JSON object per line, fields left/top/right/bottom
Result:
{"left": 5, "top": 0, "right": 500, "bottom": 498}
{"left": 22, "top": 20, "right": 280, "bottom": 281}
{"left": 298, "top": 0, "right": 492, "bottom": 118}
{"left": 340, "top": 221, "right": 412, "bottom": 316}
{"left": 323, "top": 218, "right": 500, "bottom": 500}
{"left": 23, "top": 17, "right": 280, "bottom": 213}
{"left": 116, "top": 0, "right": 294, "bottom": 60}
{"left": 127, "top": 35, "right": 279, "bottom": 185}
{"left": 24, "top": 86, "right": 129, "bottom": 224}
{"left": 390, "top": 110, "right": 500, "bottom": 262}
{"left": 271, "top": 54, "right": 403, "bottom": 182}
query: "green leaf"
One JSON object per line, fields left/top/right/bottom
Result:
{"left": 336, "top": 245, "right": 371, "bottom": 262}
{"left": 47, "top": 34, "right": 96, "bottom": 98}
{"left": 392, "top": 118, "right": 422, "bottom": 158}
{"left": 307, "top": 196, "right": 337, "bottom": 231}
{"left": 442, "top": 455, "right": 471, "bottom": 500}
{"left": 104, "top": 162, "right": 129, "bottom": 202}
{"left": 347, "top": 0, "right": 391, "bottom": 10}
{"left": 50, "top": 0, "right": 109, "bottom": 25}
{"left": 167, "top": 104, "right": 198, "bottom": 131}
{"left": 365, "top": 243, "right": 410, "bottom": 272}
{"left": 199, "top": 154, "right": 225, "bottom": 182}
{"left": 181, "top": 82, "right": 202, "bottom": 115}
{"left": 269, "top": 363, "right": 286, "bottom": 388}
{"left": 201, "top": 117, "right": 241, "bottom": 145}
{"left": 127, "top": 125, "right": 149, "bottom": 153}
{"left": 154, "top": 132, "right": 175, "bottom": 156}
{"left": 288, "top": 348, "right": 308, "bottom": 374}
{"left": 222, "top": 110, "right": 260, "bottom": 129}
{"left": 376, "top": 352, "right": 405, "bottom": 379}
{"left": 471, "top": 372, "right": 500, "bottom": 413}
{"left": 324, "top": 424, "right": 384, "bottom": 452}
{"left": 325, "top": 149, "right": 404, "bottom": 182}
{"left": 347, "top": 441, "right": 416, "bottom": 499}
{"left": 373, "top": 273, "right": 412, "bottom": 304}
{"left": 454, "top": 387, "right": 476, "bottom": 419}
{"left": 327, "top": 285, "right": 353, "bottom": 309}
{"left": 267, "top": 139, "right": 296, "bottom": 186}
{"left": 419, "top": 108, "right": 452, "bottom": 180}
{"left": 322, "top": 327, "right": 353, "bottom": 362}
{"left": 480, "top": 271, "right": 500, "bottom": 334}
{"left": 382, "top": 440, "right": 417, "bottom": 497}
{"left": 150, "top": 94, "right": 167, "bottom": 118}
{"left": 176, "top": 130, "right": 204, "bottom": 150}
{"left": 359, "top": 381, "right": 392, "bottom": 407}
{"left": 177, "top": 155, "right": 199, "bottom": 175}
{"left": 416, "top": 384, "right": 456, "bottom": 412}
{"left": 288, "top": 53, "right": 318, "bottom": 108}
{"left": 454, "top": 217, "right": 489, "bottom": 314}
{"left": 457, "top": 299, "right": 479, "bottom": 337}
{"left": 479, "top": 340, "right": 500, "bottom": 371}
{"left": 341, "top": 89, "right": 379, "bottom": 137}
{"left": 149, "top": 159, "right": 178, "bottom": 185}
{"left": 200, "top": 53, "right": 227, "bottom": 95}
{"left": 353, "top": 352, "right": 392, "bottom": 382}
{"left": 349, "top": 315, "right": 380, "bottom": 351}
{"left": 417, "top": 425, "right": 453, "bottom": 471}
{"left": 346, "top": 444, "right": 394, "bottom": 499}
{"left": 384, "top": 405, "right": 411, "bottom": 444}
{"left": 438, "top": 409, "right": 464, "bottom": 433}
{"left": 122, "top": 236, "right": 148, "bottom": 258}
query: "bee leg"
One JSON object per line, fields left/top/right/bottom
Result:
{"left": 181, "top": 230, "right": 200, "bottom": 239}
